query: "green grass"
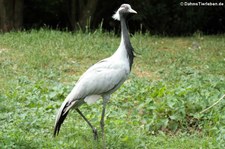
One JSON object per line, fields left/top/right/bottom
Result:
{"left": 0, "top": 29, "right": 224, "bottom": 148}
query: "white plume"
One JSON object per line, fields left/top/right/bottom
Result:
{"left": 112, "top": 10, "right": 120, "bottom": 21}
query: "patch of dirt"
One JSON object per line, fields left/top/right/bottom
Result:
{"left": 133, "top": 66, "right": 159, "bottom": 80}
{"left": 0, "top": 48, "right": 9, "bottom": 54}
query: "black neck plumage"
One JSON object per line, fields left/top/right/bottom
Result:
{"left": 120, "top": 16, "right": 135, "bottom": 70}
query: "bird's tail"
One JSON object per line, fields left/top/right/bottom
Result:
{"left": 53, "top": 98, "right": 76, "bottom": 137}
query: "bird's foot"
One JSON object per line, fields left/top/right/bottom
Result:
{"left": 93, "top": 127, "right": 98, "bottom": 140}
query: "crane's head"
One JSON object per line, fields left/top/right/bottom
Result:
{"left": 112, "top": 4, "right": 137, "bottom": 21}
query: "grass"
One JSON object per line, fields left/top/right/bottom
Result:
{"left": 0, "top": 29, "right": 224, "bottom": 148}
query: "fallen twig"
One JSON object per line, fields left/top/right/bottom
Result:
{"left": 200, "top": 94, "right": 225, "bottom": 114}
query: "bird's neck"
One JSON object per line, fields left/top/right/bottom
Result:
{"left": 120, "top": 17, "right": 130, "bottom": 47}
{"left": 113, "top": 16, "right": 134, "bottom": 70}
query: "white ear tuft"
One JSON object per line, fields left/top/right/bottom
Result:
{"left": 112, "top": 11, "right": 120, "bottom": 21}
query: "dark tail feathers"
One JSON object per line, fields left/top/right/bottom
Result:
{"left": 53, "top": 102, "right": 70, "bottom": 137}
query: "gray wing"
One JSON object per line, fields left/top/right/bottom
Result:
{"left": 68, "top": 59, "right": 129, "bottom": 101}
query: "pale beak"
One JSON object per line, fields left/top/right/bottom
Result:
{"left": 129, "top": 8, "right": 137, "bottom": 14}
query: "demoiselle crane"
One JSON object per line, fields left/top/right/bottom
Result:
{"left": 53, "top": 4, "right": 137, "bottom": 147}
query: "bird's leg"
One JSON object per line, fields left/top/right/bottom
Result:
{"left": 100, "top": 95, "right": 110, "bottom": 149}
{"left": 76, "top": 108, "right": 98, "bottom": 140}
{"left": 100, "top": 104, "right": 106, "bottom": 136}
